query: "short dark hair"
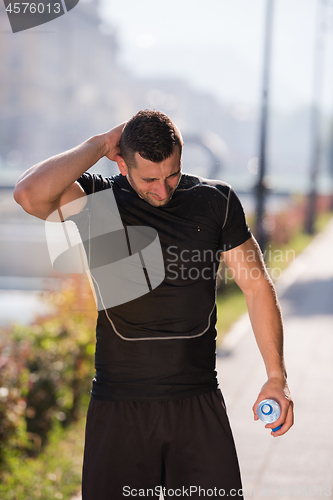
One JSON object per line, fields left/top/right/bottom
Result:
{"left": 120, "top": 109, "right": 183, "bottom": 168}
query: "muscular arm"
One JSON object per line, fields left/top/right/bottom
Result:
{"left": 223, "top": 235, "right": 294, "bottom": 436}
{"left": 13, "top": 123, "right": 125, "bottom": 220}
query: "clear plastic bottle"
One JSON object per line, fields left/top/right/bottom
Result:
{"left": 257, "top": 399, "right": 282, "bottom": 432}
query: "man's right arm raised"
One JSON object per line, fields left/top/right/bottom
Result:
{"left": 13, "top": 123, "right": 125, "bottom": 221}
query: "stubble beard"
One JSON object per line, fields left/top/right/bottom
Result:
{"left": 127, "top": 174, "right": 176, "bottom": 207}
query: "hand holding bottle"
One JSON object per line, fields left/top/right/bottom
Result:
{"left": 257, "top": 399, "right": 282, "bottom": 432}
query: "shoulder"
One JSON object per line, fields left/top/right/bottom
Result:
{"left": 177, "top": 173, "right": 232, "bottom": 201}
{"left": 76, "top": 172, "right": 124, "bottom": 195}
{"left": 175, "top": 173, "right": 248, "bottom": 232}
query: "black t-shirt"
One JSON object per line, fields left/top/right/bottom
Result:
{"left": 69, "top": 172, "right": 251, "bottom": 401}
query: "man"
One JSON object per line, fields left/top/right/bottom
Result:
{"left": 14, "top": 110, "right": 294, "bottom": 499}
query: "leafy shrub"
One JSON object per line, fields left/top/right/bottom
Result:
{"left": 0, "top": 417, "right": 85, "bottom": 500}
{"left": 0, "top": 276, "right": 96, "bottom": 474}
{"left": 0, "top": 332, "right": 31, "bottom": 466}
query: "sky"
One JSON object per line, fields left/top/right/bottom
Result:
{"left": 98, "top": 0, "right": 333, "bottom": 113}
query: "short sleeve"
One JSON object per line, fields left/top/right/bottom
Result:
{"left": 77, "top": 172, "right": 112, "bottom": 195}
{"left": 219, "top": 188, "right": 251, "bottom": 251}
{"left": 64, "top": 173, "right": 111, "bottom": 224}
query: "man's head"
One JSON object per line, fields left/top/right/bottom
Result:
{"left": 116, "top": 110, "right": 183, "bottom": 207}
{"left": 119, "top": 109, "right": 183, "bottom": 168}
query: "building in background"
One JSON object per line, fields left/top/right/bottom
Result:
{"left": 0, "top": 0, "right": 260, "bottom": 186}
{"left": 0, "top": 0, "right": 235, "bottom": 285}
{"left": 1, "top": 0, "right": 331, "bottom": 287}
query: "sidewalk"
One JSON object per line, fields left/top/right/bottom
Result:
{"left": 0, "top": 289, "right": 53, "bottom": 326}
{"left": 216, "top": 218, "right": 333, "bottom": 499}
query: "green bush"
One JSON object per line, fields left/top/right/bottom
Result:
{"left": 0, "top": 331, "right": 31, "bottom": 466}
{"left": 0, "top": 417, "right": 85, "bottom": 499}
{"left": 0, "top": 276, "right": 96, "bottom": 476}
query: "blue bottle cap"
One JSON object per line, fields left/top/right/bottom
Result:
{"left": 257, "top": 399, "right": 281, "bottom": 432}
{"left": 261, "top": 403, "right": 273, "bottom": 416}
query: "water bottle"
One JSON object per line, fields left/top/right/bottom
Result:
{"left": 257, "top": 399, "right": 282, "bottom": 432}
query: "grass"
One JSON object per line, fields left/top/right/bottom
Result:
{"left": 263, "top": 211, "right": 333, "bottom": 276}
{"left": 0, "top": 409, "right": 87, "bottom": 500}
{"left": 216, "top": 284, "right": 247, "bottom": 339}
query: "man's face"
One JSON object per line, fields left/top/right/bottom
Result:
{"left": 122, "top": 147, "right": 182, "bottom": 207}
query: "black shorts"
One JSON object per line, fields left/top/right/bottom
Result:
{"left": 82, "top": 389, "right": 243, "bottom": 500}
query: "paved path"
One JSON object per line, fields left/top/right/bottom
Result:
{"left": 217, "top": 218, "right": 333, "bottom": 500}
{"left": 0, "top": 289, "right": 53, "bottom": 326}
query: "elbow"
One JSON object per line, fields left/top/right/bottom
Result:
{"left": 14, "top": 182, "right": 26, "bottom": 205}
{"left": 13, "top": 181, "right": 55, "bottom": 220}
{"left": 13, "top": 183, "right": 36, "bottom": 215}
{"left": 13, "top": 182, "right": 26, "bottom": 206}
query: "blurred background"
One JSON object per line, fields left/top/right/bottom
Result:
{"left": 1, "top": 1, "right": 333, "bottom": 498}
{"left": 1, "top": 0, "right": 333, "bottom": 302}
{"left": 2, "top": 0, "right": 333, "bottom": 300}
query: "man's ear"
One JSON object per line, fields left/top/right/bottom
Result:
{"left": 115, "top": 155, "right": 129, "bottom": 176}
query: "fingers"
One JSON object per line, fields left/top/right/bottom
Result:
{"left": 252, "top": 387, "right": 294, "bottom": 436}
{"left": 107, "top": 146, "right": 122, "bottom": 163}
{"left": 102, "top": 123, "right": 125, "bottom": 160}
{"left": 252, "top": 396, "right": 260, "bottom": 421}
{"left": 268, "top": 399, "right": 294, "bottom": 437}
